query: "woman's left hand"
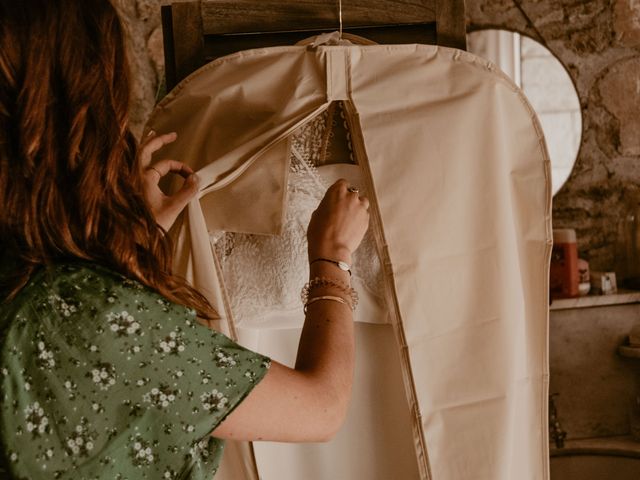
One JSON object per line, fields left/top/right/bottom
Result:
{"left": 140, "top": 131, "right": 200, "bottom": 232}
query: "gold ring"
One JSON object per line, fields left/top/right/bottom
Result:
{"left": 347, "top": 186, "right": 359, "bottom": 194}
{"left": 149, "top": 167, "right": 162, "bottom": 177}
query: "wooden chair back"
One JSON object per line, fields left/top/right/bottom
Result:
{"left": 162, "top": 0, "right": 467, "bottom": 90}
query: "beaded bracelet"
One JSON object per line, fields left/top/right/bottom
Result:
{"left": 300, "top": 276, "right": 359, "bottom": 311}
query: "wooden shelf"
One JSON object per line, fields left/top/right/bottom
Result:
{"left": 550, "top": 290, "right": 640, "bottom": 311}
{"left": 618, "top": 345, "right": 640, "bottom": 359}
{"left": 550, "top": 435, "right": 640, "bottom": 458}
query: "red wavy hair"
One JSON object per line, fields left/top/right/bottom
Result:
{"left": 0, "top": 0, "right": 217, "bottom": 319}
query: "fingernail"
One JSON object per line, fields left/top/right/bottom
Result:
{"left": 188, "top": 173, "right": 201, "bottom": 187}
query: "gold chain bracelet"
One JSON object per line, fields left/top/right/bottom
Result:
{"left": 300, "top": 276, "right": 359, "bottom": 311}
{"left": 304, "top": 295, "right": 352, "bottom": 313}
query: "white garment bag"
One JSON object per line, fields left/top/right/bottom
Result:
{"left": 146, "top": 34, "right": 552, "bottom": 480}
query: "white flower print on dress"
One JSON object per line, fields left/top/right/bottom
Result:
{"left": 106, "top": 310, "right": 141, "bottom": 336}
{"left": 87, "top": 362, "right": 117, "bottom": 391}
{"left": 47, "top": 294, "right": 78, "bottom": 317}
{"left": 135, "top": 376, "right": 151, "bottom": 387}
{"left": 122, "top": 278, "right": 144, "bottom": 290}
{"left": 142, "top": 384, "right": 178, "bottom": 409}
{"left": 35, "top": 337, "right": 56, "bottom": 370}
{"left": 183, "top": 424, "right": 196, "bottom": 433}
{"left": 163, "top": 467, "right": 178, "bottom": 479}
{"left": 156, "top": 329, "right": 186, "bottom": 355}
{"left": 187, "top": 438, "right": 212, "bottom": 461}
{"left": 129, "top": 434, "right": 156, "bottom": 467}
{"left": 64, "top": 417, "right": 96, "bottom": 457}
{"left": 156, "top": 297, "right": 171, "bottom": 312}
{"left": 63, "top": 377, "right": 78, "bottom": 400}
{"left": 1, "top": 262, "right": 271, "bottom": 479}
{"left": 244, "top": 370, "right": 258, "bottom": 382}
{"left": 213, "top": 348, "right": 237, "bottom": 368}
{"left": 24, "top": 401, "right": 50, "bottom": 437}
{"left": 200, "top": 389, "right": 229, "bottom": 413}
{"left": 198, "top": 369, "right": 212, "bottom": 384}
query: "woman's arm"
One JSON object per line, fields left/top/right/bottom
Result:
{"left": 137, "top": 131, "right": 370, "bottom": 443}
{"left": 211, "top": 179, "right": 370, "bottom": 442}
{"left": 211, "top": 262, "right": 354, "bottom": 442}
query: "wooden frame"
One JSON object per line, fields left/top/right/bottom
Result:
{"left": 163, "top": 0, "right": 467, "bottom": 90}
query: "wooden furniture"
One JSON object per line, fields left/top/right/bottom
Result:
{"left": 162, "top": 0, "right": 467, "bottom": 90}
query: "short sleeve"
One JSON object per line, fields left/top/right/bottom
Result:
{"left": 0, "top": 263, "right": 270, "bottom": 478}
{"left": 50, "top": 264, "right": 270, "bottom": 438}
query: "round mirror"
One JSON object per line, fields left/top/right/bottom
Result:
{"left": 467, "top": 29, "right": 582, "bottom": 196}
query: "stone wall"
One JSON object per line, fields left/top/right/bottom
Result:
{"left": 467, "top": 0, "right": 640, "bottom": 273}
{"left": 119, "top": 0, "right": 640, "bottom": 272}
{"left": 114, "top": 0, "right": 165, "bottom": 139}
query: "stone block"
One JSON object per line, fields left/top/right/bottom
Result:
{"left": 598, "top": 57, "right": 640, "bottom": 156}
{"left": 614, "top": 0, "right": 640, "bottom": 47}
{"left": 116, "top": 0, "right": 163, "bottom": 137}
{"left": 147, "top": 26, "right": 165, "bottom": 79}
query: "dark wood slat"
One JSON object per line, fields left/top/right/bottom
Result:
{"left": 202, "top": 24, "right": 438, "bottom": 63}
{"left": 201, "top": 0, "right": 437, "bottom": 34}
{"left": 162, "top": 0, "right": 466, "bottom": 89}
{"left": 161, "top": 2, "right": 205, "bottom": 91}
{"left": 435, "top": 0, "right": 467, "bottom": 50}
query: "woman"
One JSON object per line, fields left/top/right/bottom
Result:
{"left": 0, "top": 0, "right": 370, "bottom": 478}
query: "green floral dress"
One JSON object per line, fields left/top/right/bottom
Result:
{"left": 0, "top": 262, "right": 270, "bottom": 479}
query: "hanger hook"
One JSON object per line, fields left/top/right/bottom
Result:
{"left": 338, "top": 0, "right": 343, "bottom": 39}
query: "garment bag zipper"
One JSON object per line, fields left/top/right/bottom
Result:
{"left": 342, "top": 100, "right": 433, "bottom": 480}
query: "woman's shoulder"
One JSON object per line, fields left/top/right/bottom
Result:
{"left": 39, "top": 261, "right": 154, "bottom": 298}
{"left": 6, "top": 261, "right": 140, "bottom": 300}
{"left": 2, "top": 260, "right": 194, "bottom": 332}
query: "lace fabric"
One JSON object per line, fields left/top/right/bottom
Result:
{"left": 211, "top": 107, "right": 386, "bottom": 328}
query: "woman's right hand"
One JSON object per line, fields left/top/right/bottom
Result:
{"left": 307, "top": 179, "right": 371, "bottom": 263}
{"left": 214, "top": 179, "right": 368, "bottom": 445}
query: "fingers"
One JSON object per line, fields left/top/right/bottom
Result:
{"left": 330, "top": 178, "right": 370, "bottom": 209}
{"left": 144, "top": 169, "right": 200, "bottom": 232}
{"left": 146, "top": 159, "right": 195, "bottom": 183}
{"left": 173, "top": 172, "right": 200, "bottom": 201}
{"left": 138, "top": 131, "right": 200, "bottom": 231}
{"left": 163, "top": 173, "right": 200, "bottom": 215}
{"left": 139, "top": 131, "right": 178, "bottom": 167}
{"left": 330, "top": 178, "right": 350, "bottom": 195}
{"left": 308, "top": 178, "right": 370, "bottom": 262}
